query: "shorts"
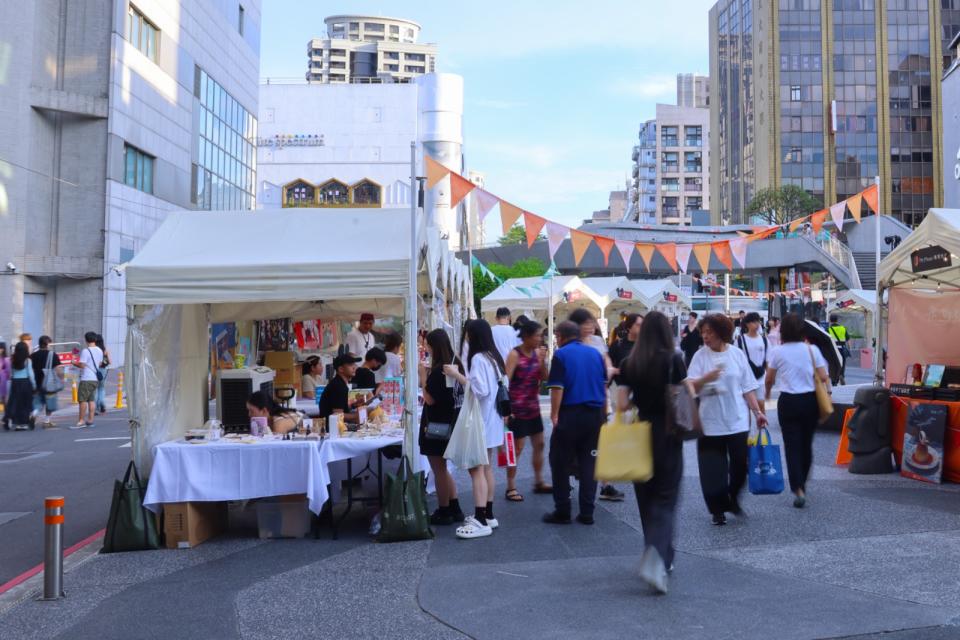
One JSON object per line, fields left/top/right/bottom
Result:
{"left": 78, "top": 381, "right": 98, "bottom": 403}
{"left": 508, "top": 415, "right": 544, "bottom": 439}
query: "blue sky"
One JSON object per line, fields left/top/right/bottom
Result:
{"left": 260, "top": 1, "right": 716, "bottom": 239}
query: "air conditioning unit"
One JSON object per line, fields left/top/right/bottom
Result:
{"left": 217, "top": 367, "right": 276, "bottom": 431}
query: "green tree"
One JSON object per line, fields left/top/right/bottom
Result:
{"left": 472, "top": 257, "right": 547, "bottom": 312}
{"left": 745, "top": 185, "right": 823, "bottom": 226}
{"left": 498, "top": 223, "right": 544, "bottom": 246}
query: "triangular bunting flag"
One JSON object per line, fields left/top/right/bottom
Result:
{"left": 635, "top": 243, "right": 656, "bottom": 271}
{"left": 570, "top": 230, "right": 593, "bottom": 267}
{"left": 811, "top": 209, "right": 828, "bottom": 233}
{"left": 614, "top": 240, "right": 635, "bottom": 271}
{"left": 499, "top": 201, "right": 523, "bottom": 235}
{"left": 862, "top": 184, "right": 879, "bottom": 214}
{"left": 675, "top": 244, "right": 693, "bottom": 274}
{"left": 545, "top": 222, "right": 568, "bottom": 262}
{"left": 523, "top": 211, "right": 546, "bottom": 248}
{"left": 712, "top": 241, "right": 734, "bottom": 271}
{"left": 829, "top": 201, "right": 846, "bottom": 232}
{"left": 788, "top": 216, "right": 807, "bottom": 233}
{"left": 728, "top": 237, "right": 748, "bottom": 269}
{"left": 449, "top": 172, "right": 476, "bottom": 208}
{"left": 425, "top": 155, "right": 450, "bottom": 189}
{"left": 692, "top": 243, "right": 713, "bottom": 274}
{"left": 656, "top": 243, "right": 678, "bottom": 273}
{"left": 471, "top": 188, "right": 499, "bottom": 222}
{"left": 847, "top": 193, "right": 863, "bottom": 223}
{"left": 594, "top": 235, "right": 615, "bottom": 267}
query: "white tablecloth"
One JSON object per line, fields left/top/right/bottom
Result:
{"left": 144, "top": 439, "right": 330, "bottom": 515}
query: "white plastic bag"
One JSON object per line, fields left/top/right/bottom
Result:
{"left": 443, "top": 385, "right": 489, "bottom": 469}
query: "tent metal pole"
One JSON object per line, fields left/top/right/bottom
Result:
{"left": 873, "top": 175, "right": 882, "bottom": 378}
{"left": 405, "top": 142, "right": 419, "bottom": 471}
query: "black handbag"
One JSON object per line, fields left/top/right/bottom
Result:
{"left": 425, "top": 421, "right": 454, "bottom": 440}
{"left": 495, "top": 379, "right": 511, "bottom": 417}
{"left": 666, "top": 355, "right": 703, "bottom": 441}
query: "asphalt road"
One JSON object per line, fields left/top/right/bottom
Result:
{"left": 0, "top": 407, "right": 132, "bottom": 586}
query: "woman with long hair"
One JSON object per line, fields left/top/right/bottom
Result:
{"left": 300, "top": 356, "right": 323, "bottom": 400}
{"left": 94, "top": 334, "right": 111, "bottom": 415}
{"left": 0, "top": 342, "right": 10, "bottom": 429}
{"left": 445, "top": 319, "right": 506, "bottom": 539}
{"left": 688, "top": 314, "right": 768, "bottom": 526}
{"left": 504, "top": 320, "right": 550, "bottom": 501}
{"left": 765, "top": 313, "right": 830, "bottom": 508}
{"left": 618, "top": 311, "right": 686, "bottom": 594}
{"left": 6, "top": 342, "right": 36, "bottom": 430}
{"left": 418, "top": 329, "right": 465, "bottom": 525}
{"left": 246, "top": 390, "right": 298, "bottom": 434}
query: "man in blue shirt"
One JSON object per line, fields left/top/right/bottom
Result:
{"left": 544, "top": 320, "right": 607, "bottom": 525}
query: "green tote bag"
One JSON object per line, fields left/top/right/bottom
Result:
{"left": 102, "top": 461, "right": 161, "bottom": 553}
{"left": 377, "top": 457, "right": 434, "bottom": 543}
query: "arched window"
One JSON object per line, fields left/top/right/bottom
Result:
{"left": 351, "top": 179, "right": 382, "bottom": 206}
{"left": 318, "top": 179, "right": 349, "bottom": 205}
{"left": 283, "top": 180, "right": 315, "bottom": 207}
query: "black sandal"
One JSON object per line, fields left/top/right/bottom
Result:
{"left": 533, "top": 483, "right": 553, "bottom": 494}
{"left": 505, "top": 488, "right": 524, "bottom": 502}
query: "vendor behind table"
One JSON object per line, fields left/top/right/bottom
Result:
{"left": 300, "top": 356, "right": 323, "bottom": 400}
{"left": 247, "top": 390, "right": 298, "bottom": 435}
{"left": 318, "top": 353, "right": 374, "bottom": 423}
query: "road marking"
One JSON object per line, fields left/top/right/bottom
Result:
{"left": 0, "top": 452, "right": 52, "bottom": 464}
{"left": 0, "top": 513, "right": 30, "bottom": 527}
{"left": 495, "top": 571, "right": 529, "bottom": 578}
{"left": 118, "top": 442, "right": 131, "bottom": 448}
{"left": 75, "top": 437, "right": 130, "bottom": 442}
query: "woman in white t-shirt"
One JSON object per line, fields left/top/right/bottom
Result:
{"left": 688, "top": 314, "right": 768, "bottom": 526}
{"left": 764, "top": 313, "right": 830, "bottom": 509}
{"left": 377, "top": 331, "right": 403, "bottom": 383}
{"left": 735, "top": 312, "right": 769, "bottom": 402}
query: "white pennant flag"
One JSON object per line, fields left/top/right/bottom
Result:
{"left": 545, "top": 222, "right": 569, "bottom": 262}
{"left": 729, "top": 237, "right": 749, "bottom": 269}
{"left": 471, "top": 188, "right": 500, "bottom": 222}
{"left": 829, "top": 201, "right": 846, "bottom": 232}
{"left": 676, "top": 244, "right": 693, "bottom": 274}
{"left": 614, "top": 240, "right": 635, "bottom": 271}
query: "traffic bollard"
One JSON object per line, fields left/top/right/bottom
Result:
{"left": 71, "top": 378, "right": 78, "bottom": 405}
{"left": 114, "top": 371, "right": 125, "bottom": 409}
{"left": 41, "top": 496, "right": 65, "bottom": 601}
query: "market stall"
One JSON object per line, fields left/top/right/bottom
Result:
{"left": 578, "top": 276, "right": 646, "bottom": 333}
{"left": 479, "top": 275, "right": 601, "bottom": 321}
{"left": 827, "top": 289, "right": 877, "bottom": 366}
{"left": 630, "top": 279, "right": 692, "bottom": 317}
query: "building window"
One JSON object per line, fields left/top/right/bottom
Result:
{"left": 790, "top": 85, "right": 801, "bottom": 101}
{"left": 661, "top": 126, "right": 679, "bottom": 147}
{"left": 364, "top": 22, "right": 385, "bottom": 32}
{"left": 684, "top": 177, "right": 703, "bottom": 192}
{"left": 684, "top": 151, "right": 702, "bottom": 173}
{"left": 404, "top": 65, "right": 424, "bottom": 73}
{"left": 318, "top": 179, "right": 349, "bottom": 205}
{"left": 238, "top": 4, "right": 244, "bottom": 36}
{"left": 661, "top": 151, "right": 679, "bottom": 173}
{"left": 124, "top": 144, "right": 154, "bottom": 194}
{"left": 283, "top": 180, "right": 315, "bottom": 207}
{"left": 383, "top": 51, "right": 400, "bottom": 60}
{"left": 351, "top": 179, "right": 382, "bottom": 206}
{"left": 686, "top": 196, "right": 703, "bottom": 212}
{"left": 127, "top": 4, "right": 159, "bottom": 63}
{"left": 684, "top": 126, "right": 703, "bottom": 147}
{"left": 662, "top": 178, "right": 680, "bottom": 192}
{"left": 661, "top": 196, "right": 679, "bottom": 214}
{"left": 404, "top": 53, "right": 426, "bottom": 62}
{"left": 385, "top": 64, "right": 399, "bottom": 72}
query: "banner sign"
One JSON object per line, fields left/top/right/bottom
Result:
{"left": 257, "top": 134, "right": 325, "bottom": 150}
{"left": 911, "top": 245, "right": 952, "bottom": 273}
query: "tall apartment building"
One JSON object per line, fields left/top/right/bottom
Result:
{"left": 629, "top": 76, "right": 711, "bottom": 225}
{"left": 677, "top": 73, "right": 710, "bottom": 108}
{"left": 0, "top": 1, "right": 261, "bottom": 362}
{"left": 710, "top": 0, "right": 952, "bottom": 227}
{"left": 306, "top": 15, "right": 437, "bottom": 84}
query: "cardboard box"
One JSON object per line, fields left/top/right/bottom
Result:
{"left": 163, "top": 501, "right": 227, "bottom": 549}
{"left": 264, "top": 351, "right": 296, "bottom": 369}
{"left": 255, "top": 494, "right": 310, "bottom": 539}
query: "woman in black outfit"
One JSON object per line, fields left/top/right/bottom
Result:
{"left": 617, "top": 311, "right": 687, "bottom": 595}
{"left": 418, "top": 328, "right": 465, "bottom": 525}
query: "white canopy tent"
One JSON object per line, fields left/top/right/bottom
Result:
{"left": 124, "top": 209, "right": 465, "bottom": 472}
{"left": 630, "top": 280, "right": 693, "bottom": 316}
{"left": 479, "top": 276, "right": 601, "bottom": 320}
{"left": 827, "top": 289, "right": 877, "bottom": 348}
{"left": 578, "top": 277, "right": 647, "bottom": 333}
{"left": 876, "top": 209, "right": 960, "bottom": 382}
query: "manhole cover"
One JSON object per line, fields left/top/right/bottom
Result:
{"left": 0, "top": 452, "right": 52, "bottom": 464}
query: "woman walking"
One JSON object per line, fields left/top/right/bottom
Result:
{"left": 95, "top": 334, "right": 111, "bottom": 415}
{"left": 767, "top": 317, "right": 781, "bottom": 348}
{"left": 688, "top": 314, "right": 768, "bottom": 525}
{"left": 504, "top": 320, "right": 550, "bottom": 501}
{"left": 6, "top": 342, "right": 37, "bottom": 430}
{"left": 418, "top": 329, "right": 465, "bottom": 526}
{"left": 446, "top": 319, "right": 506, "bottom": 539}
{"left": 764, "top": 313, "right": 830, "bottom": 508}
{"left": 618, "top": 311, "right": 687, "bottom": 594}
{"left": 0, "top": 342, "right": 10, "bottom": 430}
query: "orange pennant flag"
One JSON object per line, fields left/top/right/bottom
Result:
{"left": 449, "top": 172, "right": 476, "bottom": 208}
{"left": 499, "top": 201, "right": 523, "bottom": 235}
{"left": 847, "top": 193, "right": 863, "bottom": 223}
{"left": 657, "top": 243, "right": 678, "bottom": 273}
{"left": 523, "top": 211, "right": 546, "bottom": 248}
{"left": 712, "top": 241, "right": 734, "bottom": 271}
{"left": 862, "top": 184, "right": 879, "bottom": 214}
{"left": 425, "top": 155, "right": 450, "bottom": 189}
{"left": 570, "top": 230, "right": 593, "bottom": 267}
{"left": 811, "top": 209, "right": 828, "bottom": 233}
{"left": 788, "top": 216, "right": 807, "bottom": 233}
{"left": 594, "top": 235, "right": 616, "bottom": 266}
{"left": 693, "top": 243, "right": 713, "bottom": 274}
{"left": 635, "top": 243, "right": 656, "bottom": 271}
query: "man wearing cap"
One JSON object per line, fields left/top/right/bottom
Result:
{"left": 318, "top": 353, "right": 366, "bottom": 422}
{"left": 346, "top": 313, "right": 377, "bottom": 359}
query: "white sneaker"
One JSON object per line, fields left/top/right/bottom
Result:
{"left": 486, "top": 517, "right": 499, "bottom": 529}
{"left": 455, "top": 516, "right": 492, "bottom": 539}
{"left": 639, "top": 546, "right": 669, "bottom": 595}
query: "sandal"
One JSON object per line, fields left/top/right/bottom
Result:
{"left": 505, "top": 488, "right": 524, "bottom": 502}
{"left": 533, "top": 483, "right": 553, "bottom": 494}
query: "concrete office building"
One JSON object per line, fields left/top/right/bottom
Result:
{"left": 677, "top": 73, "right": 710, "bottom": 108}
{"left": 710, "top": 0, "right": 951, "bottom": 227}
{"left": 944, "top": 32, "right": 960, "bottom": 208}
{"left": 257, "top": 73, "right": 466, "bottom": 248}
{"left": 306, "top": 15, "right": 437, "bottom": 84}
{"left": 631, "top": 119, "right": 659, "bottom": 224}
{"left": 0, "top": 1, "right": 261, "bottom": 362}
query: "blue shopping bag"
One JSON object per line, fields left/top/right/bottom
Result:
{"left": 748, "top": 427, "right": 785, "bottom": 495}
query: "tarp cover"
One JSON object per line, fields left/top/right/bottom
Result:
{"left": 878, "top": 209, "right": 960, "bottom": 289}
{"left": 827, "top": 289, "right": 877, "bottom": 314}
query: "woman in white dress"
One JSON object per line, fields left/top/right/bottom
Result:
{"left": 444, "top": 319, "right": 506, "bottom": 539}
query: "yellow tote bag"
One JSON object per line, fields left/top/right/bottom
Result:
{"left": 595, "top": 412, "right": 653, "bottom": 483}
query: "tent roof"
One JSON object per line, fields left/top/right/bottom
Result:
{"left": 578, "top": 276, "right": 640, "bottom": 310}
{"left": 480, "top": 276, "right": 582, "bottom": 311}
{"left": 126, "top": 209, "right": 416, "bottom": 307}
{"left": 878, "top": 209, "right": 960, "bottom": 289}
{"left": 827, "top": 289, "right": 877, "bottom": 314}
{"left": 630, "top": 279, "right": 692, "bottom": 310}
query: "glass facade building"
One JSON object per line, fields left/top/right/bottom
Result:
{"left": 710, "top": 0, "right": 950, "bottom": 227}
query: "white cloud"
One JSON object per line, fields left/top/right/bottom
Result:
{"left": 608, "top": 75, "right": 678, "bottom": 100}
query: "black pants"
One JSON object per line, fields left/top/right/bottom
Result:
{"left": 697, "top": 432, "right": 748, "bottom": 515}
{"left": 6, "top": 379, "right": 34, "bottom": 426}
{"left": 778, "top": 391, "right": 818, "bottom": 493}
{"left": 634, "top": 417, "right": 683, "bottom": 567}
{"left": 549, "top": 404, "right": 604, "bottom": 518}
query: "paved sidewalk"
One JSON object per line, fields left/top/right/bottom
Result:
{"left": 2, "top": 411, "right": 959, "bottom": 639}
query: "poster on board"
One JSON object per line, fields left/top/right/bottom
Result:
{"left": 901, "top": 402, "right": 948, "bottom": 484}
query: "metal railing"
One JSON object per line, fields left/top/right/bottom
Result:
{"left": 801, "top": 233, "right": 862, "bottom": 289}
